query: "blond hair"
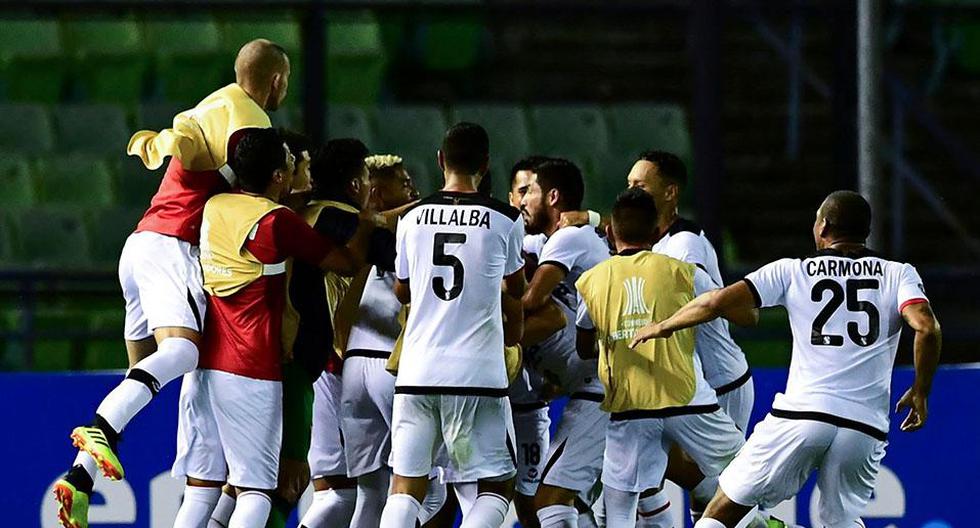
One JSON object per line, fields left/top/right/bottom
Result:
{"left": 365, "top": 154, "right": 403, "bottom": 171}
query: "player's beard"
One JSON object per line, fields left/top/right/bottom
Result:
{"left": 522, "top": 207, "right": 547, "bottom": 235}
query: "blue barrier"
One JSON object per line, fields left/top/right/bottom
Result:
{"left": 4, "top": 365, "right": 975, "bottom": 527}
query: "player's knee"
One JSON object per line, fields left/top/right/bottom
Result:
{"left": 389, "top": 474, "right": 429, "bottom": 501}
{"left": 515, "top": 493, "right": 541, "bottom": 528}
{"left": 186, "top": 476, "right": 226, "bottom": 488}
{"left": 476, "top": 475, "right": 515, "bottom": 501}
{"left": 312, "top": 474, "right": 357, "bottom": 492}
{"left": 533, "top": 483, "right": 577, "bottom": 510}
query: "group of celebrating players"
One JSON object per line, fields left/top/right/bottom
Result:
{"left": 52, "top": 38, "right": 942, "bottom": 528}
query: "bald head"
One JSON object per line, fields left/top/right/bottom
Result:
{"left": 235, "top": 39, "right": 290, "bottom": 111}
{"left": 816, "top": 190, "right": 872, "bottom": 242}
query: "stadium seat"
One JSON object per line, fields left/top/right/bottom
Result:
{"left": 87, "top": 206, "right": 143, "bottom": 266}
{"left": 0, "top": 103, "right": 54, "bottom": 155}
{"left": 145, "top": 18, "right": 230, "bottom": 105}
{"left": 373, "top": 105, "right": 447, "bottom": 165}
{"left": 116, "top": 154, "right": 162, "bottom": 207}
{"left": 327, "top": 105, "right": 374, "bottom": 144}
{"left": 55, "top": 104, "right": 131, "bottom": 157}
{"left": 531, "top": 104, "right": 611, "bottom": 156}
{"left": 136, "top": 101, "right": 186, "bottom": 132}
{"left": 0, "top": 212, "right": 14, "bottom": 264}
{"left": 0, "top": 18, "right": 65, "bottom": 102}
{"left": 35, "top": 155, "right": 115, "bottom": 207}
{"left": 14, "top": 208, "right": 92, "bottom": 268}
{"left": 62, "top": 18, "right": 149, "bottom": 103}
{"left": 587, "top": 151, "right": 632, "bottom": 213}
{"left": 451, "top": 104, "right": 530, "bottom": 200}
{"left": 419, "top": 14, "right": 483, "bottom": 71}
{"left": 606, "top": 103, "right": 692, "bottom": 162}
{"left": 0, "top": 155, "right": 36, "bottom": 207}
{"left": 83, "top": 309, "right": 128, "bottom": 371}
{"left": 327, "top": 12, "right": 388, "bottom": 105}
{"left": 25, "top": 309, "right": 89, "bottom": 371}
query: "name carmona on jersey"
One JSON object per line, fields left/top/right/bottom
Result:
{"left": 805, "top": 258, "right": 884, "bottom": 278}
{"left": 417, "top": 207, "right": 492, "bottom": 229}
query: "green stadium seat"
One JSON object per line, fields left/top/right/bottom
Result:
{"left": 0, "top": 103, "right": 54, "bottom": 154}
{"left": 136, "top": 101, "right": 185, "bottom": 132}
{"left": 452, "top": 104, "right": 530, "bottom": 163}
{"left": 373, "top": 105, "right": 446, "bottom": 166}
{"left": 14, "top": 208, "right": 92, "bottom": 268}
{"left": 327, "top": 12, "right": 387, "bottom": 104}
{"left": 145, "top": 18, "right": 230, "bottom": 105}
{"left": 0, "top": 212, "right": 14, "bottom": 263}
{"left": 35, "top": 155, "right": 115, "bottom": 207}
{"left": 87, "top": 206, "right": 142, "bottom": 266}
{"left": 62, "top": 18, "right": 149, "bottom": 103}
{"left": 419, "top": 14, "right": 483, "bottom": 71}
{"left": 0, "top": 155, "right": 36, "bottom": 207}
{"left": 55, "top": 104, "right": 131, "bottom": 157}
{"left": 26, "top": 309, "right": 90, "bottom": 371}
{"left": 0, "top": 18, "right": 66, "bottom": 103}
{"left": 531, "top": 105, "right": 610, "bottom": 156}
{"left": 220, "top": 17, "right": 302, "bottom": 53}
{"left": 587, "top": 151, "right": 632, "bottom": 213}
{"left": 326, "top": 105, "right": 373, "bottom": 144}
{"left": 606, "top": 103, "right": 692, "bottom": 162}
{"left": 116, "top": 154, "right": 162, "bottom": 207}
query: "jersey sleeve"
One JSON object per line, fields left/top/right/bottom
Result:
{"left": 664, "top": 233, "right": 710, "bottom": 271}
{"left": 245, "top": 208, "right": 334, "bottom": 265}
{"left": 575, "top": 291, "right": 595, "bottom": 330}
{"left": 395, "top": 214, "right": 410, "bottom": 282}
{"left": 505, "top": 218, "right": 526, "bottom": 276}
{"left": 537, "top": 227, "right": 586, "bottom": 275}
{"left": 897, "top": 263, "right": 929, "bottom": 313}
{"left": 742, "top": 258, "right": 794, "bottom": 308}
{"left": 693, "top": 266, "right": 717, "bottom": 296}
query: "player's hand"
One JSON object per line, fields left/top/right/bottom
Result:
{"left": 559, "top": 211, "right": 590, "bottom": 229}
{"left": 895, "top": 387, "right": 928, "bottom": 432}
{"left": 629, "top": 322, "right": 672, "bottom": 348}
{"left": 276, "top": 457, "right": 310, "bottom": 503}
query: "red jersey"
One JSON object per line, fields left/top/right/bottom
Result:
{"left": 198, "top": 208, "right": 334, "bottom": 381}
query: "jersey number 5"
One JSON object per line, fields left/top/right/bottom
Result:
{"left": 810, "top": 279, "right": 881, "bottom": 347}
{"left": 432, "top": 233, "right": 466, "bottom": 301}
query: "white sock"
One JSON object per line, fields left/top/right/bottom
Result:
{"left": 298, "top": 488, "right": 357, "bottom": 528}
{"left": 461, "top": 492, "right": 509, "bottom": 528}
{"left": 602, "top": 486, "right": 639, "bottom": 528}
{"left": 229, "top": 491, "right": 272, "bottom": 528}
{"left": 380, "top": 493, "right": 422, "bottom": 528}
{"left": 418, "top": 477, "right": 447, "bottom": 523}
{"left": 173, "top": 486, "right": 222, "bottom": 528}
{"left": 694, "top": 519, "right": 726, "bottom": 528}
{"left": 453, "top": 481, "right": 479, "bottom": 517}
{"left": 537, "top": 504, "right": 579, "bottom": 528}
{"left": 592, "top": 491, "right": 606, "bottom": 528}
{"left": 208, "top": 491, "right": 237, "bottom": 528}
{"left": 578, "top": 511, "right": 599, "bottom": 528}
{"left": 636, "top": 490, "right": 671, "bottom": 528}
{"left": 72, "top": 451, "right": 99, "bottom": 482}
{"left": 350, "top": 469, "right": 390, "bottom": 528}
{"left": 96, "top": 337, "right": 198, "bottom": 432}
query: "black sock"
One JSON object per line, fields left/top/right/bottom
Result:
{"left": 66, "top": 465, "right": 94, "bottom": 495}
{"left": 93, "top": 414, "right": 120, "bottom": 451}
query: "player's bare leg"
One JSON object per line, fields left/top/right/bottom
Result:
{"left": 298, "top": 474, "right": 357, "bottom": 527}
{"left": 515, "top": 493, "right": 540, "bottom": 528}
{"left": 381, "top": 474, "right": 430, "bottom": 527}
{"left": 694, "top": 487, "right": 754, "bottom": 528}
{"left": 172, "top": 477, "right": 225, "bottom": 528}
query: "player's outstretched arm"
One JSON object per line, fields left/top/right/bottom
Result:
{"left": 896, "top": 301, "right": 942, "bottom": 432}
{"left": 522, "top": 263, "right": 565, "bottom": 312}
{"left": 629, "top": 281, "right": 757, "bottom": 348}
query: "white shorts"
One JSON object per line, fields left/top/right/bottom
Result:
{"left": 602, "top": 406, "right": 745, "bottom": 493}
{"left": 716, "top": 376, "right": 755, "bottom": 433}
{"left": 340, "top": 355, "right": 395, "bottom": 478}
{"left": 172, "top": 369, "right": 282, "bottom": 489}
{"left": 719, "top": 413, "right": 887, "bottom": 527}
{"left": 119, "top": 231, "right": 207, "bottom": 341}
{"left": 309, "top": 371, "right": 348, "bottom": 479}
{"left": 512, "top": 403, "right": 551, "bottom": 496}
{"left": 390, "top": 392, "right": 517, "bottom": 482}
{"left": 540, "top": 396, "right": 608, "bottom": 494}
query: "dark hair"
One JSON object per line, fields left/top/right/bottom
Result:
{"left": 612, "top": 188, "right": 659, "bottom": 245}
{"left": 821, "top": 190, "right": 872, "bottom": 241}
{"left": 231, "top": 127, "right": 287, "bottom": 194}
{"left": 310, "top": 138, "right": 369, "bottom": 202}
{"left": 638, "top": 150, "right": 687, "bottom": 189}
{"left": 509, "top": 155, "right": 550, "bottom": 188}
{"left": 534, "top": 158, "right": 584, "bottom": 211}
{"left": 279, "top": 128, "right": 311, "bottom": 158}
{"left": 441, "top": 122, "right": 489, "bottom": 175}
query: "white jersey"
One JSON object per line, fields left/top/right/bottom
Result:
{"left": 395, "top": 191, "right": 525, "bottom": 391}
{"left": 653, "top": 218, "right": 749, "bottom": 389}
{"left": 345, "top": 266, "right": 402, "bottom": 355}
{"left": 538, "top": 225, "right": 611, "bottom": 312}
{"left": 523, "top": 233, "right": 547, "bottom": 259}
{"left": 743, "top": 248, "right": 929, "bottom": 437}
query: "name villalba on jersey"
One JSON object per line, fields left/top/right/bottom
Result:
{"left": 417, "top": 207, "right": 493, "bottom": 229}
